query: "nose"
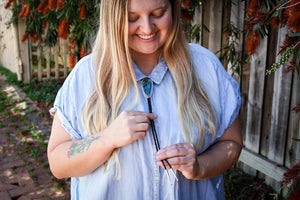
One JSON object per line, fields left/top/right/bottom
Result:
{"left": 140, "top": 16, "right": 154, "bottom": 34}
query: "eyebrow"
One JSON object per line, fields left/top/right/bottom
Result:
{"left": 128, "top": 4, "right": 168, "bottom": 14}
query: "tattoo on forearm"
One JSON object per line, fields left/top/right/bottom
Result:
{"left": 67, "top": 136, "right": 101, "bottom": 158}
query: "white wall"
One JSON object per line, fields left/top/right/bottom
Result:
{"left": 0, "top": 2, "right": 20, "bottom": 77}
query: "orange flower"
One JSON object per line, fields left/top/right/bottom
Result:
{"left": 29, "top": 31, "right": 39, "bottom": 42}
{"left": 48, "top": 0, "right": 57, "bottom": 11}
{"left": 24, "top": 5, "right": 31, "bottom": 17}
{"left": 79, "top": 4, "right": 86, "bottom": 20}
{"left": 42, "top": 20, "right": 49, "bottom": 29}
{"left": 246, "top": 0, "right": 261, "bottom": 18}
{"left": 4, "top": 0, "right": 14, "bottom": 9}
{"left": 280, "top": 35, "right": 298, "bottom": 54}
{"left": 181, "top": 11, "right": 191, "bottom": 23}
{"left": 80, "top": 45, "right": 87, "bottom": 58}
{"left": 69, "top": 52, "right": 76, "bottom": 68}
{"left": 58, "top": 17, "right": 70, "bottom": 39}
{"left": 61, "top": 28, "right": 69, "bottom": 40}
{"left": 21, "top": 31, "right": 29, "bottom": 43}
{"left": 18, "top": 5, "right": 27, "bottom": 19}
{"left": 69, "top": 39, "right": 76, "bottom": 51}
{"left": 181, "top": 0, "right": 191, "bottom": 9}
{"left": 269, "top": 15, "right": 279, "bottom": 28}
{"left": 36, "top": 0, "right": 47, "bottom": 13}
{"left": 286, "top": 1, "right": 300, "bottom": 32}
{"left": 246, "top": 31, "right": 260, "bottom": 55}
{"left": 57, "top": 0, "right": 66, "bottom": 11}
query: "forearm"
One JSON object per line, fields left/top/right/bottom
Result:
{"left": 195, "top": 140, "right": 242, "bottom": 180}
{"left": 48, "top": 131, "right": 115, "bottom": 179}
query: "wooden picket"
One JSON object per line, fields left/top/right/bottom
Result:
{"left": 30, "top": 39, "right": 71, "bottom": 81}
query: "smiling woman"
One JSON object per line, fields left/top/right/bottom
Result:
{"left": 47, "top": 0, "right": 242, "bottom": 199}
{"left": 128, "top": 0, "right": 172, "bottom": 74}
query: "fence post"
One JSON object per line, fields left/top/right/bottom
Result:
{"left": 17, "top": 21, "right": 31, "bottom": 83}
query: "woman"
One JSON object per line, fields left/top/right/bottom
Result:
{"left": 48, "top": 0, "right": 242, "bottom": 199}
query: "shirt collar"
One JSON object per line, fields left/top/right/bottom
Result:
{"left": 133, "top": 58, "right": 168, "bottom": 85}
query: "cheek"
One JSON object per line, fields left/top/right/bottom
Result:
{"left": 159, "top": 14, "right": 172, "bottom": 33}
{"left": 128, "top": 23, "right": 138, "bottom": 36}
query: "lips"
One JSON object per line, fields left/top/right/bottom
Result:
{"left": 138, "top": 33, "right": 155, "bottom": 40}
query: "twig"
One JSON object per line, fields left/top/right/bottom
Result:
{"left": 276, "top": 0, "right": 300, "bottom": 10}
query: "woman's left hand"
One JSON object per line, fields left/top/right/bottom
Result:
{"left": 156, "top": 143, "right": 200, "bottom": 180}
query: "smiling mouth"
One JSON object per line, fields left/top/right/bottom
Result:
{"left": 138, "top": 33, "right": 155, "bottom": 40}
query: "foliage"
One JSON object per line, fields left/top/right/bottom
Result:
{"left": 217, "top": 23, "right": 244, "bottom": 76}
{"left": 0, "top": 65, "right": 61, "bottom": 104}
{"left": 223, "top": 168, "right": 281, "bottom": 200}
{"left": 277, "top": 163, "right": 300, "bottom": 200}
{"left": 4, "top": 0, "right": 204, "bottom": 68}
{"left": 5, "top": 0, "right": 100, "bottom": 68}
{"left": 244, "top": 0, "right": 300, "bottom": 74}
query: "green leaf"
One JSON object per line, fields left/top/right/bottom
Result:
{"left": 296, "top": 48, "right": 300, "bottom": 74}
{"left": 288, "top": 32, "right": 300, "bottom": 37}
{"left": 292, "top": 137, "right": 300, "bottom": 142}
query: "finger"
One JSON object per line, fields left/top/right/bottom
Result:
{"left": 134, "top": 115, "right": 150, "bottom": 124}
{"left": 125, "top": 111, "right": 157, "bottom": 120}
{"left": 127, "top": 110, "right": 154, "bottom": 117}
{"left": 156, "top": 147, "right": 189, "bottom": 161}
{"left": 157, "top": 155, "right": 190, "bottom": 166}
{"left": 134, "top": 122, "right": 149, "bottom": 132}
{"left": 157, "top": 161, "right": 185, "bottom": 171}
{"left": 146, "top": 113, "right": 158, "bottom": 120}
{"left": 132, "top": 131, "right": 147, "bottom": 141}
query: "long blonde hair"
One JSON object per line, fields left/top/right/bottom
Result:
{"left": 82, "top": 0, "right": 216, "bottom": 176}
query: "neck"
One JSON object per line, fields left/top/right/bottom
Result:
{"left": 131, "top": 51, "right": 161, "bottom": 76}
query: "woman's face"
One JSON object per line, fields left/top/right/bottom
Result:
{"left": 128, "top": 0, "right": 172, "bottom": 58}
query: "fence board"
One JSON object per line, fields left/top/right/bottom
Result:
{"left": 201, "top": 0, "right": 210, "bottom": 48}
{"left": 208, "top": 0, "right": 223, "bottom": 53}
{"left": 37, "top": 45, "right": 42, "bottom": 81}
{"left": 17, "top": 22, "right": 31, "bottom": 83}
{"left": 227, "top": 0, "right": 244, "bottom": 84}
{"left": 55, "top": 45, "right": 59, "bottom": 79}
{"left": 260, "top": 28, "right": 278, "bottom": 157}
{"left": 239, "top": 148, "right": 287, "bottom": 182}
{"left": 63, "top": 40, "right": 68, "bottom": 77}
{"left": 244, "top": 37, "right": 268, "bottom": 153}
{"left": 46, "top": 48, "right": 51, "bottom": 79}
{"left": 192, "top": 6, "right": 202, "bottom": 44}
{"left": 221, "top": 0, "right": 231, "bottom": 70}
{"left": 265, "top": 28, "right": 293, "bottom": 191}
{"left": 267, "top": 28, "right": 292, "bottom": 165}
{"left": 285, "top": 72, "right": 300, "bottom": 168}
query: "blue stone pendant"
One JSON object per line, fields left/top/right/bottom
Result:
{"left": 141, "top": 78, "right": 153, "bottom": 99}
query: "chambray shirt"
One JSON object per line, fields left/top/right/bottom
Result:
{"left": 50, "top": 43, "right": 241, "bottom": 200}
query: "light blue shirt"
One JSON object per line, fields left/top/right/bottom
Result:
{"left": 50, "top": 43, "right": 241, "bottom": 200}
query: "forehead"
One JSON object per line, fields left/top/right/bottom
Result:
{"left": 128, "top": 0, "right": 170, "bottom": 12}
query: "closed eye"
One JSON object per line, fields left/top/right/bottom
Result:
{"left": 128, "top": 15, "right": 138, "bottom": 22}
{"left": 152, "top": 9, "right": 166, "bottom": 18}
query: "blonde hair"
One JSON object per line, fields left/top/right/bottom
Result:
{"left": 82, "top": 0, "right": 216, "bottom": 177}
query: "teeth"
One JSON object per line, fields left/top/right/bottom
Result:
{"left": 139, "top": 33, "right": 155, "bottom": 39}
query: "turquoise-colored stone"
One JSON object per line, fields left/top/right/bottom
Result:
{"left": 142, "top": 78, "right": 153, "bottom": 98}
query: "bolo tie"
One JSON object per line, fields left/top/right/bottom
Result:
{"left": 141, "top": 77, "right": 178, "bottom": 184}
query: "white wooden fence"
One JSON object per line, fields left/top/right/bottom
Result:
{"left": 30, "top": 40, "right": 71, "bottom": 81}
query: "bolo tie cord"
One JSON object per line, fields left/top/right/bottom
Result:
{"left": 141, "top": 78, "right": 178, "bottom": 183}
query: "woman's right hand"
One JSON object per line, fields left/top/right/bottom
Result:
{"left": 105, "top": 110, "right": 157, "bottom": 148}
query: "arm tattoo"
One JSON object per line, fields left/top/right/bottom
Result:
{"left": 67, "top": 136, "right": 101, "bottom": 158}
